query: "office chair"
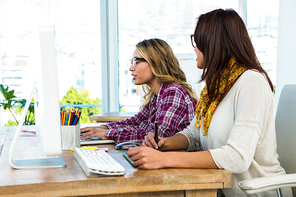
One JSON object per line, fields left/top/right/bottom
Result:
{"left": 239, "top": 84, "right": 296, "bottom": 196}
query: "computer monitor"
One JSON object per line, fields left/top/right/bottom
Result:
{"left": 9, "top": 25, "right": 66, "bottom": 169}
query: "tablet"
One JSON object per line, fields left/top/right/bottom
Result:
{"left": 123, "top": 152, "right": 135, "bottom": 167}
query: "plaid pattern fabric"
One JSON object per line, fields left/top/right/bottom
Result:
{"left": 105, "top": 84, "right": 196, "bottom": 143}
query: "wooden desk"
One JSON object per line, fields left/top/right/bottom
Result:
{"left": 89, "top": 112, "right": 137, "bottom": 123}
{"left": 0, "top": 127, "right": 232, "bottom": 197}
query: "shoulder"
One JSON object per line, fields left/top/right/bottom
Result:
{"left": 161, "top": 83, "right": 188, "bottom": 96}
{"left": 231, "top": 70, "right": 273, "bottom": 103}
{"left": 239, "top": 70, "right": 269, "bottom": 84}
{"left": 157, "top": 83, "right": 195, "bottom": 109}
{"left": 236, "top": 70, "right": 272, "bottom": 91}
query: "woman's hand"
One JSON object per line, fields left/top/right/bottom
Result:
{"left": 81, "top": 125, "right": 108, "bottom": 133}
{"left": 80, "top": 126, "right": 108, "bottom": 140}
{"left": 142, "top": 132, "right": 165, "bottom": 149}
{"left": 127, "top": 146, "right": 167, "bottom": 169}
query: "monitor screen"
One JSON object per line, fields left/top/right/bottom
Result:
{"left": 35, "top": 25, "right": 62, "bottom": 156}
{"left": 9, "top": 25, "right": 66, "bottom": 169}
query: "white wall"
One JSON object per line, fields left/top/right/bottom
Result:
{"left": 275, "top": 0, "right": 296, "bottom": 109}
{"left": 176, "top": 53, "right": 204, "bottom": 96}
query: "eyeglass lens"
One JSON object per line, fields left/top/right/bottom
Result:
{"left": 131, "top": 58, "right": 146, "bottom": 68}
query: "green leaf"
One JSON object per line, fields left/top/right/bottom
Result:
{"left": 0, "top": 84, "right": 16, "bottom": 100}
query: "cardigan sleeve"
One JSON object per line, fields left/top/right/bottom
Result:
{"left": 209, "top": 72, "right": 274, "bottom": 173}
{"left": 178, "top": 115, "right": 202, "bottom": 151}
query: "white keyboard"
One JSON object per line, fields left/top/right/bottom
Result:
{"left": 73, "top": 147, "right": 125, "bottom": 176}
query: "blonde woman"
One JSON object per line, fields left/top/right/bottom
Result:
{"left": 81, "top": 38, "right": 198, "bottom": 144}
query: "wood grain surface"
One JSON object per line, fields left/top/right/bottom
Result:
{"left": 0, "top": 126, "right": 232, "bottom": 197}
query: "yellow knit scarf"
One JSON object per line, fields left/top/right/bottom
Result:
{"left": 195, "top": 58, "right": 246, "bottom": 136}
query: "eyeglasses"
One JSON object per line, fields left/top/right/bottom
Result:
{"left": 190, "top": 34, "right": 196, "bottom": 48}
{"left": 130, "top": 57, "right": 146, "bottom": 69}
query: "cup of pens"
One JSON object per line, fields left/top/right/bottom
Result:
{"left": 60, "top": 108, "right": 82, "bottom": 150}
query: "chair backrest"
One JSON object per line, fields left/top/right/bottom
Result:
{"left": 275, "top": 84, "right": 296, "bottom": 195}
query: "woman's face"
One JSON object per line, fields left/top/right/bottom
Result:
{"left": 194, "top": 46, "right": 205, "bottom": 69}
{"left": 129, "top": 49, "right": 157, "bottom": 86}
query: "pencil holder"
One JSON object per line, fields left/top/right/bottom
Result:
{"left": 61, "top": 124, "right": 80, "bottom": 150}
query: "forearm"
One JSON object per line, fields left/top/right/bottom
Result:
{"left": 159, "top": 134, "right": 189, "bottom": 151}
{"left": 98, "top": 125, "right": 108, "bottom": 130}
{"left": 106, "top": 110, "right": 147, "bottom": 130}
{"left": 162, "top": 150, "right": 218, "bottom": 169}
{"left": 106, "top": 128, "right": 147, "bottom": 143}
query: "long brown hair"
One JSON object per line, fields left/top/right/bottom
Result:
{"left": 194, "top": 8, "right": 273, "bottom": 100}
{"left": 136, "top": 38, "right": 198, "bottom": 107}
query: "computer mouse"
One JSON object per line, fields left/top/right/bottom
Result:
{"left": 115, "top": 140, "right": 141, "bottom": 150}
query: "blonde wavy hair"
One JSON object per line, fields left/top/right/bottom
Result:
{"left": 136, "top": 38, "right": 198, "bottom": 107}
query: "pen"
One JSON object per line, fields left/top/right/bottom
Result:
{"left": 154, "top": 121, "right": 158, "bottom": 145}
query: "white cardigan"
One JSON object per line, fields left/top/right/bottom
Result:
{"left": 179, "top": 70, "right": 292, "bottom": 197}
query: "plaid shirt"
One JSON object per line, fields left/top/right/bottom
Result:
{"left": 105, "top": 83, "right": 196, "bottom": 143}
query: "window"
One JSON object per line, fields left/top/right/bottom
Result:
{"left": 118, "top": 0, "right": 238, "bottom": 111}
{"left": 0, "top": 0, "right": 102, "bottom": 126}
{"left": 246, "top": 0, "right": 279, "bottom": 84}
{"left": 0, "top": 0, "right": 280, "bottom": 125}
{"left": 117, "top": 0, "right": 279, "bottom": 112}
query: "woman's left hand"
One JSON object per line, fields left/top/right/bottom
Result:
{"left": 127, "top": 146, "right": 166, "bottom": 169}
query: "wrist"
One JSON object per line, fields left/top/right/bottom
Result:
{"left": 101, "top": 131, "right": 108, "bottom": 139}
{"left": 160, "top": 152, "right": 174, "bottom": 168}
{"left": 100, "top": 125, "right": 108, "bottom": 130}
{"left": 159, "top": 138, "right": 171, "bottom": 151}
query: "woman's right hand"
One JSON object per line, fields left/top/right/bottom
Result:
{"left": 142, "top": 131, "right": 165, "bottom": 149}
{"left": 80, "top": 125, "right": 108, "bottom": 133}
{"left": 80, "top": 126, "right": 108, "bottom": 140}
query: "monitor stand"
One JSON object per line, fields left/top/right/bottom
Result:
{"left": 9, "top": 85, "right": 66, "bottom": 169}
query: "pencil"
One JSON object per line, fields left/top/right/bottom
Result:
{"left": 73, "top": 111, "right": 80, "bottom": 125}
{"left": 70, "top": 108, "right": 76, "bottom": 125}
{"left": 72, "top": 115, "right": 78, "bottom": 125}
{"left": 68, "top": 111, "right": 72, "bottom": 125}
{"left": 65, "top": 110, "right": 69, "bottom": 126}
{"left": 154, "top": 121, "right": 158, "bottom": 145}
{"left": 63, "top": 109, "right": 66, "bottom": 125}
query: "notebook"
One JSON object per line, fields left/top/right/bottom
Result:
{"left": 80, "top": 136, "right": 116, "bottom": 145}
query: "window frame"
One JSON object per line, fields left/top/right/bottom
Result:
{"left": 100, "top": 0, "right": 119, "bottom": 113}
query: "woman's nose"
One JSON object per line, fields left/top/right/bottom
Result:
{"left": 129, "top": 65, "right": 134, "bottom": 71}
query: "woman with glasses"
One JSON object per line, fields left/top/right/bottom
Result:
{"left": 81, "top": 38, "right": 198, "bottom": 144}
{"left": 128, "top": 9, "right": 292, "bottom": 196}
